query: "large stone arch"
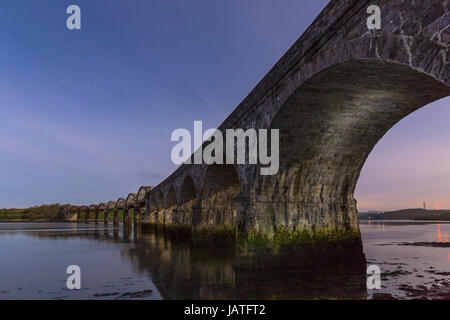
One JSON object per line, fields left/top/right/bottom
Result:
{"left": 178, "top": 175, "right": 197, "bottom": 226}
{"left": 200, "top": 164, "right": 242, "bottom": 229}
{"left": 246, "top": 35, "right": 450, "bottom": 239}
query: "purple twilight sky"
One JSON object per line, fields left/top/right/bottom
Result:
{"left": 0, "top": 0, "right": 448, "bottom": 211}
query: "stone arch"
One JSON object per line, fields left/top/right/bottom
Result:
{"left": 106, "top": 201, "right": 116, "bottom": 211}
{"left": 137, "top": 186, "right": 151, "bottom": 219}
{"left": 148, "top": 195, "right": 158, "bottom": 224}
{"left": 98, "top": 203, "right": 106, "bottom": 222}
{"left": 106, "top": 200, "right": 118, "bottom": 223}
{"left": 137, "top": 186, "right": 150, "bottom": 202}
{"left": 126, "top": 193, "right": 137, "bottom": 222}
{"left": 126, "top": 193, "right": 137, "bottom": 208}
{"left": 116, "top": 198, "right": 126, "bottom": 209}
{"left": 200, "top": 164, "right": 241, "bottom": 228}
{"left": 165, "top": 186, "right": 177, "bottom": 225}
{"left": 178, "top": 175, "right": 197, "bottom": 225}
{"left": 248, "top": 35, "right": 450, "bottom": 237}
{"left": 116, "top": 198, "right": 126, "bottom": 223}
{"left": 157, "top": 192, "right": 164, "bottom": 224}
{"left": 70, "top": 206, "right": 80, "bottom": 220}
{"left": 79, "top": 205, "right": 89, "bottom": 221}
{"left": 89, "top": 204, "right": 99, "bottom": 222}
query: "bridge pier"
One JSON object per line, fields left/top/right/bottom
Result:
{"left": 133, "top": 207, "right": 141, "bottom": 224}
{"left": 134, "top": 223, "right": 142, "bottom": 241}
{"left": 233, "top": 196, "right": 365, "bottom": 270}
{"left": 113, "top": 210, "right": 119, "bottom": 225}
{"left": 142, "top": 201, "right": 159, "bottom": 231}
{"left": 63, "top": 206, "right": 78, "bottom": 222}
{"left": 123, "top": 222, "right": 131, "bottom": 240}
{"left": 94, "top": 210, "right": 98, "bottom": 223}
{"left": 123, "top": 208, "right": 130, "bottom": 225}
{"left": 136, "top": 186, "right": 151, "bottom": 226}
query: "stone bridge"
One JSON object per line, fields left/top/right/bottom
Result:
{"left": 64, "top": 0, "right": 449, "bottom": 269}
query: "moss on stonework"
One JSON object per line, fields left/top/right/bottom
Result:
{"left": 234, "top": 226, "right": 365, "bottom": 270}
{"left": 240, "top": 226, "right": 361, "bottom": 255}
{"left": 192, "top": 226, "right": 236, "bottom": 247}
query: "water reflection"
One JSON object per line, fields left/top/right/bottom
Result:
{"left": 437, "top": 224, "right": 449, "bottom": 243}
{"left": 360, "top": 220, "right": 450, "bottom": 299}
{"left": 122, "top": 226, "right": 367, "bottom": 300}
{"left": 0, "top": 222, "right": 367, "bottom": 300}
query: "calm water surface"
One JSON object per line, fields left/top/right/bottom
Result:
{"left": 0, "top": 221, "right": 448, "bottom": 299}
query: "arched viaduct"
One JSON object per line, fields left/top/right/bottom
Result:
{"left": 64, "top": 0, "right": 450, "bottom": 268}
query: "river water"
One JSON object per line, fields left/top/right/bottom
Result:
{"left": 0, "top": 221, "right": 448, "bottom": 300}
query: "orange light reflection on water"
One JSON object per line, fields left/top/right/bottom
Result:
{"left": 438, "top": 224, "right": 442, "bottom": 242}
{"left": 437, "top": 224, "right": 450, "bottom": 261}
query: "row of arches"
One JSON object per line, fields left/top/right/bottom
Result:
{"left": 68, "top": 55, "right": 450, "bottom": 236}
{"left": 66, "top": 20, "right": 449, "bottom": 237}
{"left": 69, "top": 165, "right": 243, "bottom": 232}
{"left": 70, "top": 186, "right": 151, "bottom": 224}
{"left": 148, "top": 165, "right": 241, "bottom": 230}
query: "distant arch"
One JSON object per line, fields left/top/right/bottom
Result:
{"left": 157, "top": 193, "right": 164, "bottom": 224}
{"left": 79, "top": 205, "right": 89, "bottom": 221}
{"left": 116, "top": 198, "right": 126, "bottom": 210}
{"left": 166, "top": 186, "right": 177, "bottom": 225}
{"left": 97, "top": 203, "right": 106, "bottom": 222}
{"left": 126, "top": 193, "right": 137, "bottom": 208}
{"left": 179, "top": 175, "right": 197, "bottom": 225}
{"left": 149, "top": 195, "right": 158, "bottom": 223}
{"left": 200, "top": 165, "right": 241, "bottom": 227}
{"left": 106, "top": 201, "right": 116, "bottom": 211}
{"left": 137, "top": 186, "right": 151, "bottom": 204}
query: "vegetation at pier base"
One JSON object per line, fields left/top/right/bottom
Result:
{"left": 235, "top": 227, "right": 365, "bottom": 270}
{"left": 0, "top": 204, "right": 67, "bottom": 221}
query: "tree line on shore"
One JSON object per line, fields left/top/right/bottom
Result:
{"left": 0, "top": 204, "right": 127, "bottom": 221}
{"left": 0, "top": 204, "right": 66, "bottom": 221}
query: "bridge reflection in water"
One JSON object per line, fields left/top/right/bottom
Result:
{"left": 34, "top": 222, "right": 367, "bottom": 299}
